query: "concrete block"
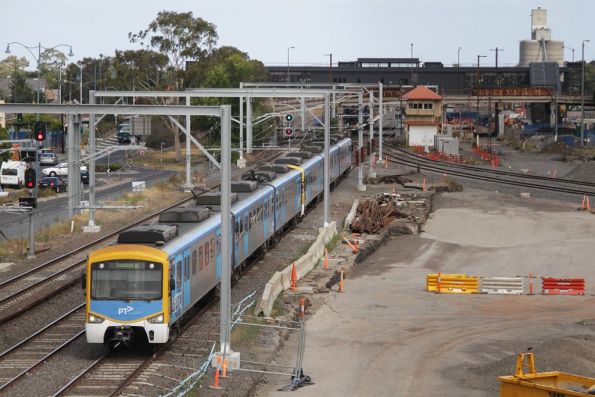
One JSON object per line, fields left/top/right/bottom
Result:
{"left": 356, "top": 184, "right": 367, "bottom": 192}
{"left": 520, "top": 192, "right": 531, "bottom": 199}
{"left": 0, "top": 263, "right": 15, "bottom": 272}
{"left": 83, "top": 225, "right": 101, "bottom": 233}
{"left": 211, "top": 351, "right": 241, "bottom": 369}
{"left": 236, "top": 158, "right": 247, "bottom": 169}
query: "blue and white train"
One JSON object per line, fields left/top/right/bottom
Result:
{"left": 84, "top": 136, "right": 352, "bottom": 345}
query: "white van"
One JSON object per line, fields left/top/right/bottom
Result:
{"left": 1, "top": 161, "right": 26, "bottom": 188}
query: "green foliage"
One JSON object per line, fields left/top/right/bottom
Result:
{"left": 0, "top": 56, "right": 29, "bottom": 78}
{"left": 129, "top": 11, "right": 218, "bottom": 72}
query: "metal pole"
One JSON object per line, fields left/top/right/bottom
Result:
{"left": 27, "top": 209, "right": 35, "bottom": 259}
{"left": 184, "top": 95, "right": 193, "bottom": 190}
{"left": 239, "top": 82, "right": 244, "bottom": 161}
{"left": 246, "top": 97, "right": 253, "bottom": 154}
{"left": 368, "top": 91, "right": 376, "bottom": 178}
{"left": 356, "top": 91, "right": 366, "bottom": 191}
{"left": 457, "top": 46, "right": 462, "bottom": 68}
{"left": 300, "top": 97, "right": 306, "bottom": 133}
{"left": 87, "top": 90, "right": 97, "bottom": 230}
{"left": 378, "top": 82, "right": 384, "bottom": 163}
{"left": 219, "top": 104, "right": 232, "bottom": 355}
{"left": 580, "top": 40, "right": 589, "bottom": 147}
{"left": 67, "top": 114, "right": 75, "bottom": 217}
{"left": 79, "top": 66, "right": 83, "bottom": 104}
{"left": 323, "top": 94, "right": 330, "bottom": 226}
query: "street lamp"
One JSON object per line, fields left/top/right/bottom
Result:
{"left": 564, "top": 45, "right": 575, "bottom": 62}
{"left": 5, "top": 42, "right": 73, "bottom": 108}
{"left": 476, "top": 55, "right": 487, "bottom": 139}
{"left": 324, "top": 53, "right": 333, "bottom": 83}
{"left": 457, "top": 46, "right": 462, "bottom": 68}
{"left": 286, "top": 46, "right": 295, "bottom": 83}
{"left": 580, "top": 39, "right": 590, "bottom": 146}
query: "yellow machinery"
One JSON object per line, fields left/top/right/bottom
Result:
{"left": 499, "top": 353, "right": 595, "bottom": 396}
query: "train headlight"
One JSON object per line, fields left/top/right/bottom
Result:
{"left": 147, "top": 313, "right": 164, "bottom": 324}
{"left": 88, "top": 314, "right": 105, "bottom": 323}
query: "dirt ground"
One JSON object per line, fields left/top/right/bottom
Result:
{"left": 258, "top": 189, "right": 595, "bottom": 397}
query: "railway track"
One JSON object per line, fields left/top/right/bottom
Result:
{"left": 0, "top": 304, "right": 86, "bottom": 391}
{"left": 0, "top": 150, "right": 281, "bottom": 324}
{"left": 383, "top": 144, "right": 595, "bottom": 197}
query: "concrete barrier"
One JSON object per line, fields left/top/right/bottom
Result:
{"left": 481, "top": 277, "right": 524, "bottom": 295}
{"left": 256, "top": 221, "right": 337, "bottom": 317}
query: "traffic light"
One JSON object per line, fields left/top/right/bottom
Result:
{"left": 34, "top": 121, "right": 46, "bottom": 142}
{"left": 285, "top": 114, "right": 294, "bottom": 123}
{"left": 16, "top": 113, "right": 23, "bottom": 124}
{"left": 19, "top": 197, "right": 37, "bottom": 209}
{"left": 24, "top": 168, "right": 36, "bottom": 189}
{"left": 284, "top": 127, "right": 294, "bottom": 137}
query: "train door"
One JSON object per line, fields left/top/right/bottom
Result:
{"left": 171, "top": 254, "right": 184, "bottom": 322}
{"left": 243, "top": 211, "right": 249, "bottom": 259}
{"left": 183, "top": 250, "right": 191, "bottom": 308}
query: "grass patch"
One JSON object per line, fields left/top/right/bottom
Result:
{"left": 324, "top": 233, "right": 341, "bottom": 252}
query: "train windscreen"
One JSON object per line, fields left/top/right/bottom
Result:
{"left": 91, "top": 260, "right": 162, "bottom": 300}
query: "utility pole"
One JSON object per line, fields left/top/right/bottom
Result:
{"left": 457, "top": 46, "right": 462, "bottom": 69}
{"left": 580, "top": 39, "right": 590, "bottom": 147}
{"left": 368, "top": 91, "right": 376, "bottom": 178}
{"left": 325, "top": 53, "right": 333, "bottom": 83}
{"left": 286, "top": 46, "right": 295, "bottom": 84}
{"left": 490, "top": 47, "right": 504, "bottom": 86}
{"left": 356, "top": 91, "right": 365, "bottom": 191}
{"left": 476, "top": 55, "right": 487, "bottom": 139}
{"left": 410, "top": 43, "right": 413, "bottom": 58}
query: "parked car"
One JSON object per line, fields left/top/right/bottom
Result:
{"left": 1, "top": 160, "right": 26, "bottom": 188}
{"left": 42, "top": 162, "right": 87, "bottom": 177}
{"left": 38, "top": 176, "right": 67, "bottom": 193}
{"left": 80, "top": 169, "right": 89, "bottom": 184}
{"left": 40, "top": 152, "right": 59, "bottom": 166}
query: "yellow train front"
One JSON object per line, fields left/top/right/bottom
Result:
{"left": 84, "top": 245, "right": 172, "bottom": 345}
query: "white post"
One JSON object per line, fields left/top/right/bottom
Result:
{"left": 220, "top": 104, "right": 232, "bottom": 356}
{"left": 356, "top": 92, "right": 366, "bottom": 192}
{"left": 67, "top": 115, "right": 75, "bottom": 217}
{"left": 323, "top": 93, "right": 330, "bottom": 226}
{"left": 368, "top": 91, "right": 376, "bottom": 178}
{"left": 246, "top": 97, "right": 253, "bottom": 154}
{"left": 300, "top": 97, "right": 306, "bottom": 133}
{"left": 237, "top": 83, "right": 246, "bottom": 168}
{"left": 84, "top": 90, "right": 100, "bottom": 232}
{"left": 378, "top": 82, "right": 384, "bottom": 163}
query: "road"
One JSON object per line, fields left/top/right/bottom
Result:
{"left": 0, "top": 167, "right": 176, "bottom": 239}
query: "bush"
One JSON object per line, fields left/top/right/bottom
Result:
{"left": 95, "top": 164, "right": 122, "bottom": 172}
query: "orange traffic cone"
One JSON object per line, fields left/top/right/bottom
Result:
{"left": 338, "top": 269, "right": 345, "bottom": 293}
{"left": 290, "top": 262, "right": 298, "bottom": 291}
{"left": 384, "top": 156, "right": 389, "bottom": 168}
{"left": 528, "top": 272, "right": 533, "bottom": 295}
{"left": 299, "top": 296, "right": 305, "bottom": 320}
{"left": 324, "top": 248, "right": 329, "bottom": 270}
{"left": 209, "top": 365, "right": 223, "bottom": 390}
{"left": 581, "top": 195, "right": 591, "bottom": 211}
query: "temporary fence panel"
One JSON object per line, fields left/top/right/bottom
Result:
{"left": 541, "top": 278, "right": 585, "bottom": 296}
{"left": 426, "top": 273, "right": 479, "bottom": 294}
{"left": 481, "top": 277, "right": 524, "bottom": 295}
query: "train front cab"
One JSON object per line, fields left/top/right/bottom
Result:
{"left": 85, "top": 245, "right": 171, "bottom": 345}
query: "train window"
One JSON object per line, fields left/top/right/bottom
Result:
{"left": 199, "top": 246, "right": 204, "bottom": 271}
{"left": 176, "top": 261, "right": 182, "bottom": 288}
{"left": 204, "top": 243, "right": 209, "bottom": 265}
{"left": 192, "top": 250, "right": 197, "bottom": 275}
{"left": 184, "top": 256, "right": 190, "bottom": 280}
{"left": 210, "top": 239, "right": 215, "bottom": 261}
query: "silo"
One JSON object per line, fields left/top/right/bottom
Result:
{"left": 531, "top": 8, "right": 547, "bottom": 37}
{"left": 519, "top": 40, "right": 542, "bottom": 67}
{"left": 546, "top": 41, "right": 564, "bottom": 66}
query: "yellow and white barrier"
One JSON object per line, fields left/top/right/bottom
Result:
{"left": 426, "top": 273, "right": 479, "bottom": 294}
{"left": 481, "top": 277, "right": 524, "bottom": 295}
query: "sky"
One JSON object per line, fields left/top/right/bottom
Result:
{"left": 1, "top": 0, "right": 594, "bottom": 70}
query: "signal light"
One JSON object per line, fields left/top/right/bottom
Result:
{"left": 285, "top": 114, "right": 294, "bottom": 122}
{"left": 284, "top": 128, "right": 294, "bottom": 137}
{"left": 17, "top": 113, "right": 23, "bottom": 123}
{"left": 34, "top": 121, "right": 46, "bottom": 142}
{"left": 24, "top": 168, "right": 36, "bottom": 189}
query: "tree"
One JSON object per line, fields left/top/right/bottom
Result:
{"left": 38, "top": 48, "right": 68, "bottom": 90}
{"left": 129, "top": 11, "right": 218, "bottom": 161}
{"left": 0, "top": 56, "right": 29, "bottom": 79}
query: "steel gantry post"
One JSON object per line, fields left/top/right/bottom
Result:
{"left": 357, "top": 91, "right": 366, "bottom": 191}
{"left": 246, "top": 97, "right": 253, "bottom": 154}
{"left": 219, "top": 104, "right": 232, "bottom": 356}
{"left": 67, "top": 114, "right": 75, "bottom": 217}
{"left": 85, "top": 91, "right": 99, "bottom": 232}
{"left": 300, "top": 97, "right": 306, "bottom": 134}
{"left": 368, "top": 91, "right": 376, "bottom": 178}
{"left": 323, "top": 93, "right": 331, "bottom": 226}
{"left": 238, "top": 82, "right": 245, "bottom": 168}
{"left": 184, "top": 96, "right": 193, "bottom": 191}
{"left": 378, "top": 82, "right": 384, "bottom": 164}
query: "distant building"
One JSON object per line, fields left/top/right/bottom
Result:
{"left": 402, "top": 85, "right": 442, "bottom": 147}
{"left": 518, "top": 8, "right": 564, "bottom": 67}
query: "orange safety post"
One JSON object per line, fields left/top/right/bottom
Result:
{"left": 342, "top": 234, "right": 359, "bottom": 253}
{"left": 290, "top": 262, "right": 298, "bottom": 291}
{"left": 422, "top": 177, "right": 427, "bottom": 192}
{"left": 221, "top": 358, "right": 228, "bottom": 378}
{"left": 324, "top": 248, "right": 329, "bottom": 270}
{"left": 209, "top": 359, "right": 223, "bottom": 390}
{"left": 436, "top": 272, "right": 442, "bottom": 294}
{"left": 384, "top": 156, "right": 389, "bottom": 168}
{"left": 299, "top": 296, "right": 305, "bottom": 319}
{"left": 339, "top": 269, "right": 345, "bottom": 293}
{"left": 529, "top": 272, "right": 533, "bottom": 295}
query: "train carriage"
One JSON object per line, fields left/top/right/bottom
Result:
{"left": 84, "top": 137, "right": 351, "bottom": 345}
